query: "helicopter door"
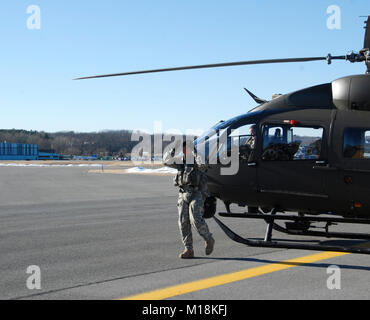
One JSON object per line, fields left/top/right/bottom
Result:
{"left": 331, "top": 112, "right": 370, "bottom": 215}
{"left": 257, "top": 123, "right": 328, "bottom": 211}
{"left": 215, "top": 123, "right": 258, "bottom": 203}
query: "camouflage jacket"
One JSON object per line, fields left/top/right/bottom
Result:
{"left": 163, "top": 149, "right": 209, "bottom": 197}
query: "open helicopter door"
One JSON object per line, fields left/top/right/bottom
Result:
{"left": 256, "top": 110, "right": 332, "bottom": 213}
{"left": 207, "top": 122, "right": 258, "bottom": 204}
{"left": 330, "top": 111, "right": 370, "bottom": 216}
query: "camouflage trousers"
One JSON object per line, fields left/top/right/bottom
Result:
{"left": 177, "top": 190, "right": 212, "bottom": 250}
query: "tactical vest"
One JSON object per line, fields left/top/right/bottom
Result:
{"left": 175, "top": 165, "right": 201, "bottom": 189}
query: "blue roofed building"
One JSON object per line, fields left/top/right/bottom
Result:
{"left": 0, "top": 143, "right": 64, "bottom": 160}
{"left": 0, "top": 142, "right": 39, "bottom": 160}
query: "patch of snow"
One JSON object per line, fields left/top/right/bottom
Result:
{"left": 125, "top": 166, "right": 177, "bottom": 174}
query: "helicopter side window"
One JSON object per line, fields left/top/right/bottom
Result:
{"left": 343, "top": 128, "right": 370, "bottom": 159}
{"left": 262, "top": 125, "right": 323, "bottom": 161}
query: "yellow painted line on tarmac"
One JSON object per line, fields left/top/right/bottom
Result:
{"left": 121, "top": 250, "right": 349, "bottom": 300}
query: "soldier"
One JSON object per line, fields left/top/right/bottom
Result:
{"left": 245, "top": 125, "right": 257, "bottom": 150}
{"left": 164, "top": 141, "right": 215, "bottom": 259}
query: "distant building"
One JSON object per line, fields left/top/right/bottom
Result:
{"left": 73, "top": 155, "right": 97, "bottom": 161}
{"left": 38, "top": 152, "right": 61, "bottom": 160}
{"left": 0, "top": 143, "right": 65, "bottom": 160}
{"left": 0, "top": 142, "right": 38, "bottom": 160}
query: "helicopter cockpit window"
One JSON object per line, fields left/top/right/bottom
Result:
{"left": 229, "top": 124, "right": 257, "bottom": 162}
{"left": 262, "top": 125, "right": 323, "bottom": 161}
{"left": 343, "top": 128, "right": 370, "bottom": 159}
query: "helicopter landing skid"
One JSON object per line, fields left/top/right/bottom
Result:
{"left": 218, "top": 211, "right": 370, "bottom": 241}
{"left": 214, "top": 211, "right": 370, "bottom": 255}
{"left": 271, "top": 220, "right": 370, "bottom": 240}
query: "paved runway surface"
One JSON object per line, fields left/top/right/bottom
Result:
{"left": 1, "top": 166, "right": 369, "bottom": 300}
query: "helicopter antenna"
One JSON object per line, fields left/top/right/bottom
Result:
{"left": 244, "top": 88, "right": 268, "bottom": 104}
{"left": 363, "top": 16, "right": 370, "bottom": 73}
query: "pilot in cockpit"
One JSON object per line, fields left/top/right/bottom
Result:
{"left": 245, "top": 125, "right": 257, "bottom": 150}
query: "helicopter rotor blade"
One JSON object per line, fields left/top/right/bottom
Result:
{"left": 74, "top": 56, "right": 346, "bottom": 80}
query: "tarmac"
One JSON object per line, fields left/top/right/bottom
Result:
{"left": 1, "top": 165, "right": 369, "bottom": 300}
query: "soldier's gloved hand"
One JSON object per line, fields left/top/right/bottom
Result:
{"left": 163, "top": 149, "right": 171, "bottom": 166}
{"left": 195, "top": 154, "right": 208, "bottom": 171}
{"left": 163, "top": 148, "right": 184, "bottom": 169}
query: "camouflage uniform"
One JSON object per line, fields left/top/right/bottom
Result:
{"left": 163, "top": 149, "right": 212, "bottom": 250}
{"left": 175, "top": 164, "right": 212, "bottom": 250}
{"left": 246, "top": 136, "right": 256, "bottom": 150}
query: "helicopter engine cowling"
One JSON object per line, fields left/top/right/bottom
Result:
{"left": 332, "top": 74, "right": 370, "bottom": 111}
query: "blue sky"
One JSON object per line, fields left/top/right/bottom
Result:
{"left": 0, "top": 0, "right": 369, "bottom": 133}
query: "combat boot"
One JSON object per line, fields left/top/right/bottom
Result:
{"left": 205, "top": 237, "right": 215, "bottom": 256}
{"left": 179, "top": 249, "right": 194, "bottom": 259}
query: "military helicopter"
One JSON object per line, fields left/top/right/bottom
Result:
{"left": 76, "top": 16, "right": 370, "bottom": 255}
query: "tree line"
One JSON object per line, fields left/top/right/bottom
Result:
{"left": 0, "top": 129, "right": 144, "bottom": 157}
